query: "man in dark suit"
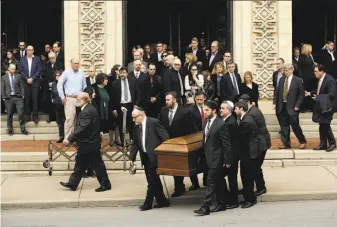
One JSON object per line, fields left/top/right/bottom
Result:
{"left": 19, "top": 45, "right": 41, "bottom": 123}
{"left": 150, "top": 42, "right": 165, "bottom": 73}
{"left": 127, "top": 50, "right": 148, "bottom": 72}
{"left": 292, "top": 47, "right": 300, "bottom": 76}
{"left": 272, "top": 58, "right": 285, "bottom": 91}
{"left": 318, "top": 41, "right": 336, "bottom": 79}
{"left": 208, "top": 41, "right": 223, "bottom": 71}
{"left": 223, "top": 51, "right": 239, "bottom": 74}
{"left": 1, "top": 64, "right": 28, "bottom": 136}
{"left": 130, "top": 107, "right": 170, "bottom": 211}
{"left": 163, "top": 58, "right": 185, "bottom": 105}
{"left": 222, "top": 61, "right": 242, "bottom": 103}
{"left": 111, "top": 67, "right": 140, "bottom": 144}
{"left": 239, "top": 94, "right": 271, "bottom": 196}
{"left": 14, "top": 41, "right": 26, "bottom": 61}
{"left": 188, "top": 91, "right": 208, "bottom": 190}
{"left": 158, "top": 91, "right": 198, "bottom": 197}
{"left": 147, "top": 63, "right": 164, "bottom": 118}
{"left": 305, "top": 64, "right": 336, "bottom": 152}
{"left": 234, "top": 100, "right": 259, "bottom": 208}
{"left": 129, "top": 60, "right": 151, "bottom": 110}
{"left": 194, "top": 100, "right": 232, "bottom": 216}
{"left": 86, "top": 66, "right": 96, "bottom": 86}
{"left": 53, "top": 41, "right": 65, "bottom": 70}
{"left": 186, "top": 37, "right": 206, "bottom": 65}
{"left": 273, "top": 63, "right": 307, "bottom": 149}
{"left": 60, "top": 92, "right": 111, "bottom": 192}
{"left": 219, "top": 100, "right": 239, "bottom": 209}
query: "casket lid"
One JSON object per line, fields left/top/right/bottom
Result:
{"left": 163, "top": 132, "right": 203, "bottom": 145}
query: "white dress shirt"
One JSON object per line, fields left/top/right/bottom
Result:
{"left": 328, "top": 50, "right": 335, "bottom": 62}
{"left": 192, "top": 49, "right": 198, "bottom": 55}
{"left": 317, "top": 73, "right": 326, "bottom": 94}
{"left": 134, "top": 71, "right": 140, "bottom": 79}
{"left": 158, "top": 52, "right": 163, "bottom": 62}
{"left": 209, "top": 51, "right": 217, "bottom": 66}
{"left": 20, "top": 50, "right": 25, "bottom": 58}
{"left": 184, "top": 74, "right": 204, "bottom": 90}
{"left": 141, "top": 117, "right": 147, "bottom": 153}
{"left": 90, "top": 77, "right": 95, "bottom": 84}
{"left": 286, "top": 75, "right": 293, "bottom": 90}
{"left": 27, "top": 56, "right": 33, "bottom": 77}
{"left": 121, "top": 79, "right": 132, "bottom": 104}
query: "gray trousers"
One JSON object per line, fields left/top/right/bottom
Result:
{"left": 4, "top": 96, "right": 25, "bottom": 131}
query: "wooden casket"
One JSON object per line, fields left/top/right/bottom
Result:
{"left": 155, "top": 132, "right": 203, "bottom": 177}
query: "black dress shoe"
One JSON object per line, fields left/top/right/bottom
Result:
{"left": 255, "top": 187, "right": 267, "bottom": 196}
{"left": 56, "top": 138, "right": 64, "bottom": 143}
{"left": 278, "top": 145, "right": 291, "bottom": 149}
{"left": 189, "top": 185, "right": 200, "bottom": 191}
{"left": 326, "top": 144, "right": 336, "bottom": 152}
{"left": 153, "top": 202, "right": 170, "bottom": 209}
{"left": 95, "top": 185, "right": 111, "bottom": 192}
{"left": 8, "top": 130, "right": 13, "bottom": 136}
{"left": 210, "top": 204, "right": 226, "bottom": 212}
{"left": 33, "top": 117, "right": 39, "bottom": 124}
{"left": 139, "top": 204, "right": 152, "bottom": 211}
{"left": 21, "top": 129, "right": 28, "bottom": 135}
{"left": 226, "top": 203, "right": 239, "bottom": 209}
{"left": 241, "top": 200, "right": 256, "bottom": 209}
{"left": 171, "top": 191, "right": 184, "bottom": 198}
{"left": 194, "top": 207, "right": 210, "bottom": 215}
{"left": 313, "top": 145, "right": 327, "bottom": 151}
{"left": 238, "top": 188, "right": 244, "bottom": 195}
{"left": 60, "top": 182, "right": 76, "bottom": 191}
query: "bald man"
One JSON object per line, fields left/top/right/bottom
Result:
{"left": 163, "top": 58, "right": 185, "bottom": 104}
{"left": 19, "top": 45, "right": 41, "bottom": 123}
{"left": 128, "top": 50, "right": 148, "bottom": 72}
{"left": 86, "top": 66, "right": 96, "bottom": 86}
{"left": 57, "top": 58, "right": 87, "bottom": 139}
{"left": 208, "top": 41, "right": 223, "bottom": 71}
{"left": 61, "top": 92, "right": 111, "bottom": 192}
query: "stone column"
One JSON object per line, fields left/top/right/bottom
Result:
{"left": 233, "top": 0, "right": 292, "bottom": 101}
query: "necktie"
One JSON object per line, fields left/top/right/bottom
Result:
{"left": 139, "top": 123, "right": 144, "bottom": 151}
{"left": 317, "top": 80, "right": 322, "bottom": 95}
{"left": 11, "top": 74, "right": 15, "bottom": 94}
{"left": 177, "top": 71, "right": 184, "bottom": 96}
{"left": 283, "top": 77, "right": 288, "bottom": 102}
{"left": 231, "top": 73, "right": 239, "bottom": 95}
{"left": 123, "top": 79, "right": 129, "bottom": 101}
{"left": 169, "top": 110, "right": 174, "bottom": 126}
{"left": 200, "top": 107, "right": 205, "bottom": 126}
{"left": 205, "top": 119, "right": 211, "bottom": 141}
{"left": 21, "top": 51, "right": 23, "bottom": 57}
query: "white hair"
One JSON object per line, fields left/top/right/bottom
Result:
{"left": 137, "top": 48, "right": 144, "bottom": 55}
{"left": 48, "top": 52, "right": 56, "bottom": 58}
{"left": 284, "top": 63, "right": 294, "bottom": 71}
{"left": 222, "top": 100, "right": 234, "bottom": 112}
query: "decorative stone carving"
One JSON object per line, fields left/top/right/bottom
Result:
{"left": 252, "top": 1, "right": 278, "bottom": 99}
{"left": 79, "top": 1, "right": 105, "bottom": 72}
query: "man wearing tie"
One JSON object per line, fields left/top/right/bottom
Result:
{"left": 15, "top": 41, "right": 26, "bottom": 61}
{"left": 223, "top": 61, "right": 242, "bottom": 103}
{"left": 305, "top": 64, "right": 336, "bottom": 152}
{"left": 273, "top": 64, "right": 307, "bottom": 149}
{"left": 86, "top": 66, "right": 96, "bottom": 86}
{"left": 158, "top": 91, "right": 198, "bottom": 197}
{"left": 163, "top": 58, "right": 185, "bottom": 105}
{"left": 1, "top": 64, "right": 28, "bottom": 136}
{"left": 188, "top": 91, "right": 208, "bottom": 190}
{"left": 194, "top": 100, "right": 232, "bottom": 215}
{"left": 130, "top": 107, "right": 170, "bottom": 211}
{"left": 272, "top": 58, "right": 285, "bottom": 91}
{"left": 19, "top": 45, "right": 41, "bottom": 124}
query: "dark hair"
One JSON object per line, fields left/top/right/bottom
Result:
{"left": 195, "top": 90, "right": 205, "bottom": 97}
{"left": 224, "top": 51, "right": 232, "bottom": 55}
{"left": 96, "top": 73, "right": 108, "bottom": 85}
{"left": 119, "top": 66, "right": 128, "bottom": 72}
{"left": 156, "top": 42, "right": 163, "bottom": 45}
{"left": 165, "top": 91, "right": 177, "bottom": 99}
{"left": 315, "top": 64, "right": 325, "bottom": 72}
{"left": 188, "top": 63, "right": 200, "bottom": 82}
{"left": 293, "top": 47, "right": 300, "bottom": 51}
{"left": 277, "top": 58, "right": 285, "bottom": 63}
{"left": 204, "top": 100, "right": 218, "bottom": 110}
{"left": 111, "top": 64, "right": 121, "bottom": 75}
{"left": 235, "top": 100, "right": 248, "bottom": 112}
{"left": 239, "top": 94, "right": 251, "bottom": 103}
{"left": 54, "top": 70, "right": 63, "bottom": 77}
{"left": 191, "top": 37, "right": 198, "bottom": 42}
{"left": 327, "top": 41, "right": 334, "bottom": 45}
{"left": 227, "top": 61, "right": 235, "bottom": 65}
{"left": 6, "top": 49, "right": 13, "bottom": 54}
{"left": 83, "top": 86, "right": 94, "bottom": 99}
{"left": 149, "top": 63, "right": 156, "bottom": 68}
{"left": 167, "top": 46, "right": 173, "bottom": 52}
{"left": 53, "top": 41, "right": 61, "bottom": 47}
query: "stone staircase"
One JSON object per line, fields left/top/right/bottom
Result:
{"left": 1, "top": 113, "right": 336, "bottom": 141}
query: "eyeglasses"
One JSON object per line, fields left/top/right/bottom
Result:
{"left": 163, "top": 54, "right": 168, "bottom": 57}
{"left": 191, "top": 69, "right": 197, "bottom": 71}
{"left": 174, "top": 64, "right": 181, "bottom": 66}
{"left": 26, "top": 49, "right": 33, "bottom": 51}
{"left": 149, "top": 69, "right": 156, "bottom": 70}
{"left": 225, "top": 55, "right": 231, "bottom": 57}
{"left": 132, "top": 114, "right": 140, "bottom": 119}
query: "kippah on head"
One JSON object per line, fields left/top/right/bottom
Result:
{"left": 204, "top": 100, "right": 218, "bottom": 110}
{"left": 224, "top": 100, "right": 234, "bottom": 109}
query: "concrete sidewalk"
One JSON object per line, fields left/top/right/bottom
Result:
{"left": 1, "top": 165, "right": 337, "bottom": 210}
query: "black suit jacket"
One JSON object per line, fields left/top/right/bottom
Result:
{"left": 163, "top": 68, "right": 184, "bottom": 98}
{"left": 222, "top": 72, "right": 242, "bottom": 103}
{"left": 43, "top": 61, "right": 62, "bottom": 83}
{"left": 238, "top": 113, "right": 259, "bottom": 160}
{"left": 223, "top": 114, "right": 239, "bottom": 161}
{"left": 273, "top": 75, "right": 304, "bottom": 115}
{"left": 150, "top": 52, "right": 164, "bottom": 73}
{"left": 186, "top": 47, "right": 206, "bottom": 63}
{"left": 210, "top": 74, "right": 226, "bottom": 102}
{"left": 208, "top": 52, "right": 223, "bottom": 71}
{"left": 189, "top": 104, "right": 203, "bottom": 131}
{"left": 292, "top": 56, "right": 299, "bottom": 76}
{"left": 15, "top": 50, "right": 26, "bottom": 62}
{"left": 130, "top": 117, "right": 169, "bottom": 167}
{"left": 318, "top": 49, "right": 337, "bottom": 78}
{"left": 1, "top": 72, "right": 25, "bottom": 99}
{"left": 86, "top": 77, "right": 96, "bottom": 86}
{"left": 111, "top": 78, "right": 140, "bottom": 111}
{"left": 68, "top": 104, "right": 101, "bottom": 152}
{"left": 158, "top": 105, "right": 198, "bottom": 139}
{"left": 55, "top": 51, "right": 65, "bottom": 70}
{"left": 272, "top": 70, "right": 284, "bottom": 90}
{"left": 247, "top": 106, "right": 271, "bottom": 152}
{"left": 129, "top": 72, "right": 151, "bottom": 109}
{"left": 203, "top": 117, "right": 232, "bottom": 168}
{"left": 311, "top": 74, "right": 337, "bottom": 123}
{"left": 19, "top": 56, "right": 41, "bottom": 87}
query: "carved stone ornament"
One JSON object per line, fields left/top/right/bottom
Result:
{"left": 79, "top": 1, "right": 105, "bottom": 72}
{"left": 252, "top": 1, "right": 278, "bottom": 99}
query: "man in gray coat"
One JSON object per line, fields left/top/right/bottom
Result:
{"left": 128, "top": 50, "right": 148, "bottom": 72}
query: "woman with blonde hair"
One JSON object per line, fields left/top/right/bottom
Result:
{"left": 240, "top": 71, "right": 260, "bottom": 107}
{"left": 182, "top": 53, "right": 198, "bottom": 76}
{"left": 299, "top": 43, "right": 316, "bottom": 111}
{"left": 210, "top": 62, "right": 226, "bottom": 104}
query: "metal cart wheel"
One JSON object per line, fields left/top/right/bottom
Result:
{"left": 43, "top": 160, "right": 50, "bottom": 168}
{"left": 48, "top": 167, "right": 53, "bottom": 176}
